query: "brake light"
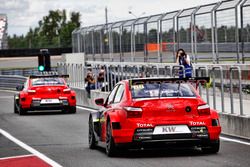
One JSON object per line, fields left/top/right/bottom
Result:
{"left": 28, "top": 90, "right": 36, "bottom": 94}
{"left": 197, "top": 104, "right": 210, "bottom": 116}
{"left": 63, "top": 88, "right": 71, "bottom": 93}
{"left": 124, "top": 107, "right": 142, "bottom": 118}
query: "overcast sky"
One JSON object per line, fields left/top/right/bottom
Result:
{"left": 0, "top": 0, "right": 220, "bottom": 36}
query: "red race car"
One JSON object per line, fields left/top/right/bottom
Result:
{"left": 88, "top": 77, "right": 221, "bottom": 156}
{"left": 14, "top": 74, "right": 76, "bottom": 115}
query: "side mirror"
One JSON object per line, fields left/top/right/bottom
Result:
{"left": 16, "top": 85, "right": 24, "bottom": 91}
{"left": 95, "top": 98, "right": 104, "bottom": 106}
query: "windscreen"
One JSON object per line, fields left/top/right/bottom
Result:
{"left": 131, "top": 82, "right": 196, "bottom": 99}
{"left": 31, "top": 78, "right": 65, "bottom": 86}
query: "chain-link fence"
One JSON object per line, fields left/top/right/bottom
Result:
{"left": 72, "top": 0, "right": 250, "bottom": 63}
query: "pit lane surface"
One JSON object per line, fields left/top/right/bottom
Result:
{"left": 0, "top": 90, "right": 250, "bottom": 167}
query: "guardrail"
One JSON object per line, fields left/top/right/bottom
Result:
{"left": 0, "top": 67, "right": 58, "bottom": 77}
{"left": 0, "top": 75, "right": 27, "bottom": 90}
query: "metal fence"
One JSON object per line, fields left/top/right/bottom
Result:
{"left": 72, "top": 0, "right": 250, "bottom": 63}
{"left": 57, "top": 62, "right": 250, "bottom": 116}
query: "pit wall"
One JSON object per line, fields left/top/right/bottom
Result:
{"left": 72, "top": 88, "right": 109, "bottom": 110}
{"left": 72, "top": 87, "right": 250, "bottom": 139}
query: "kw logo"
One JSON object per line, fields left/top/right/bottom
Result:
{"left": 162, "top": 126, "right": 176, "bottom": 133}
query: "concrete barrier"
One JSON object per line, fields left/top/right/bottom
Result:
{"left": 72, "top": 87, "right": 109, "bottom": 110}
{"left": 73, "top": 87, "right": 250, "bottom": 139}
{"left": 219, "top": 113, "right": 250, "bottom": 139}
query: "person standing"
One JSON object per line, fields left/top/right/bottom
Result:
{"left": 176, "top": 49, "right": 192, "bottom": 78}
{"left": 85, "top": 69, "right": 96, "bottom": 95}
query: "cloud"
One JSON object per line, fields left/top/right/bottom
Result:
{"left": 0, "top": 0, "right": 29, "bottom": 11}
{"left": 3, "top": 0, "right": 219, "bottom": 36}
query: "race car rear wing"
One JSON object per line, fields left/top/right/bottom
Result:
{"left": 129, "top": 77, "right": 210, "bottom": 89}
{"left": 29, "top": 74, "right": 69, "bottom": 79}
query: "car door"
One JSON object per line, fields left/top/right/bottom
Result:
{"left": 100, "top": 85, "right": 120, "bottom": 141}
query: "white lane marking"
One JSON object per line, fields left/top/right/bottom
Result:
{"left": 76, "top": 106, "right": 97, "bottom": 112}
{"left": 0, "top": 154, "right": 34, "bottom": 160}
{"left": 0, "top": 129, "right": 63, "bottom": 167}
{"left": 220, "top": 136, "right": 250, "bottom": 146}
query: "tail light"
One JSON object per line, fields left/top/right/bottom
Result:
{"left": 63, "top": 88, "right": 71, "bottom": 94}
{"left": 197, "top": 104, "right": 210, "bottom": 116}
{"left": 124, "top": 107, "right": 142, "bottom": 118}
{"left": 28, "top": 90, "right": 36, "bottom": 94}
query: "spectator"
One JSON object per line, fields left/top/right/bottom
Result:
{"left": 97, "top": 66, "right": 105, "bottom": 88}
{"left": 85, "top": 69, "right": 95, "bottom": 94}
{"left": 176, "top": 49, "right": 192, "bottom": 78}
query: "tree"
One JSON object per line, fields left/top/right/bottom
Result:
{"left": 8, "top": 9, "right": 81, "bottom": 49}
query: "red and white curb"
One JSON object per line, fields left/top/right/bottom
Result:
{"left": 0, "top": 129, "right": 62, "bottom": 167}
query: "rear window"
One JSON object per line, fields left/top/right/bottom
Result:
{"left": 131, "top": 82, "right": 196, "bottom": 99}
{"left": 31, "top": 78, "right": 65, "bottom": 86}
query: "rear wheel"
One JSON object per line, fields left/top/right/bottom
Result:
{"left": 19, "top": 107, "right": 27, "bottom": 115}
{"left": 202, "top": 140, "right": 220, "bottom": 154}
{"left": 62, "top": 106, "right": 76, "bottom": 114}
{"left": 88, "top": 116, "right": 97, "bottom": 149}
{"left": 14, "top": 96, "right": 18, "bottom": 114}
{"left": 106, "top": 121, "right": 117, "bottom": 157}
{"left": 70, "top": 106, "right": 76, "bottom": 114}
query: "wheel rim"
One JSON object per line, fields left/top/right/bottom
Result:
{"left": 106, "top": 123, "right": 111, "bottom": 153}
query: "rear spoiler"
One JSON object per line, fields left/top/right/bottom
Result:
{"left": 129, "top": 77, "right": 210, "bottom": 88}
{"left": 29, "top": 74, "right": 69, "bottom": 79}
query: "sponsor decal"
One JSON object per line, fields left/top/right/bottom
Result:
{"left": 162, "top": 126, "right": 176, "bottom": 133}
{"left": 137, "top": 123, "right": 153, "bottom": 128}
{"left": 189, "top": 121, "right": 206, "bottom": 126}
{"left": 132, "top": 84, "right": 144, "bottom": 89}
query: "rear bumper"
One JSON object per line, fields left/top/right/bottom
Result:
{"left": 112, "top": 126, "right": 220, "bottom": 148}
{"left": 21, "top": 98, "right": 76, "bottom": 110}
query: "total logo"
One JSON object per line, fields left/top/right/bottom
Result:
{"left": 137, "top": 123, "right": 153, "bottom": 128}
{"left": 189, "top": 121, "right": 206, "bottom": 126}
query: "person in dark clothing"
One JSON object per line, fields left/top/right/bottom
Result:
{"left": 85, "top": 69, "right": 96, "bottom": 94}
{"left": 176, "top": 49, "right": 192, "bottom": 78}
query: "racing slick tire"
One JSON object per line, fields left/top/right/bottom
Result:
{"left": 88, "top": 116, "right": 97, "bottom": 149}
{"left": 70, "top": 106, "right": 76, "bottom": 114}
{"left": 106, "top": 121, "right": 117, "bottom": 157}
{"left": 14, "top": 96, "right": 18, "bottom": 114}
{"left": 19, "top": 107, "right": 27, "bottom": 116}
{"left": 202, "top": 139, "right": 220, "bottom": 154}
{"left": 62, "top": 106, "right": 76, "bottom": 114}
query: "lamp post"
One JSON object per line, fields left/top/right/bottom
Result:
{"left": 128, "top": 11, "right": 146, "bottom": 19}
{"left": 128, "top": 11, "right": 146, "bottom": 46}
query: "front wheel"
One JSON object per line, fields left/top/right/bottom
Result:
{"left": 202, "top": 140, "right": 220, "bottom": 154}
{"left": 88, "top": 116, "right": 97, "bottom": 149}
{"left": 106, "top": 121, "right": 117, "bottom": 157}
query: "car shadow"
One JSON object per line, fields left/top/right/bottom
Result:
{"left": 21, "top": 111, "right": 73, "bottom": 116}
{"left": 94, "top": 145, "right": 212, "bottom": 158}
